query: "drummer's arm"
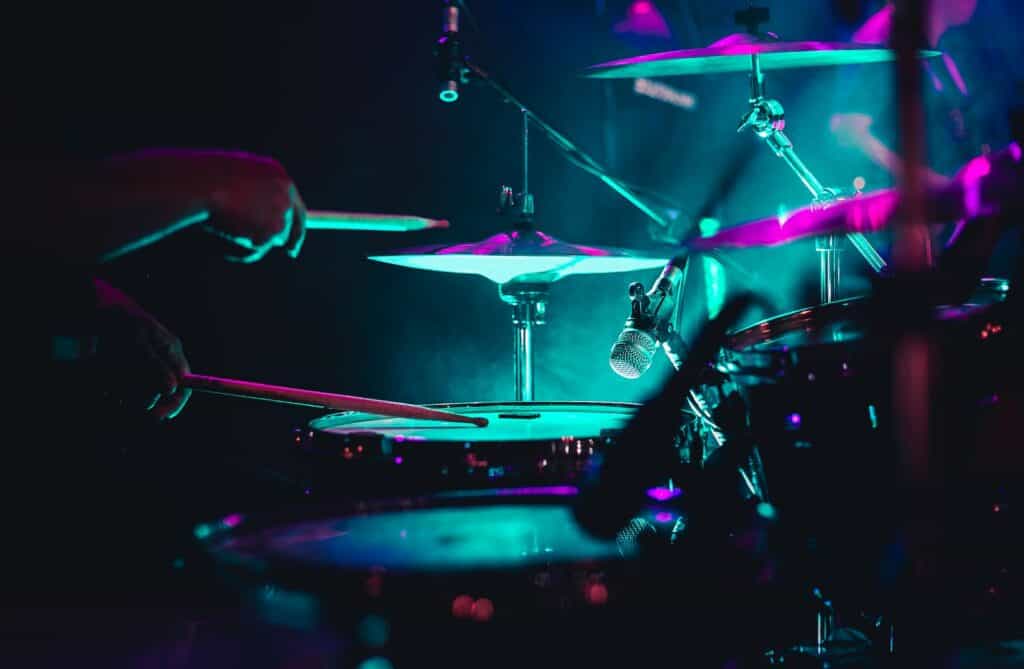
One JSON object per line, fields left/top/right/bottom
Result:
{"left": 937, "top": 146, "right": 1024, "bottom": 299}
{"left": 829, "top": 113, "right": 951, "bottom": 188}
{"left": 0, "top": 149, "right": 306, "bottom": 264}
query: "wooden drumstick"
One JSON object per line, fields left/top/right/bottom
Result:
{"left": 305, "top": 211, "right": 449, "bottom": 232}
{"left": 183, "top": 374, "right": 487, "bottom": 427}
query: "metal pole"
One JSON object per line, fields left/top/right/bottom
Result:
{"left": 522, "top": 108, "right": 530, "bottom": 201}
{"left": 817, "top": 235, "right": 841, "bottom": 304}
{"left": 503, "top": 284, "right": 547, "bottom": 402}
{"left": 513, "top": 309, "right": 534, "bottom": 402}
{"left": 745, "top": 59, "right": 887, "bottom": 303}
{"left": 465, "top": 59, "right": 674, "bottom": 230}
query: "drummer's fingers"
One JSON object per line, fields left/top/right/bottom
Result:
{"left": 153, "top": 386, "right": 192, "bottom": 422}
{"left": 147, "top": 328, "right": 192, "bottom": 421}
{"left": 285, "top": 186, "right": 307, "bottom": 259}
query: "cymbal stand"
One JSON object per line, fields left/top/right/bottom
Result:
{"left": 737, "top": 52, "right": 887, "bottom": 303}
{"left": 496, "top": 110, "right": 544, "bottom": 402}
{"left": 500, "top": 281, "right": 547, "bottom": 402}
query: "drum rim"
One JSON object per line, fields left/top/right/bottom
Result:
{"left": 726, "top": 277, "right": 1010, "bottom": 352}
{"left": 726, "top": 297, "right": 864, "bottom": 351}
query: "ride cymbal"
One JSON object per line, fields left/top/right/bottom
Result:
{"left": 585, "top": 33, "right": 939, "bottom": 79}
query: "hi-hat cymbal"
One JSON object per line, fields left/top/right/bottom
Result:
{"left": 370, "top": 229, "right": 669, "bottom": 284}
{"left": 585, "top": 33, "right": 940, "bottom": 79}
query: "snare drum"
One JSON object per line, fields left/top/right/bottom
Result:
{"left": 297, "top": 402, "right": 638, "bottom": 498}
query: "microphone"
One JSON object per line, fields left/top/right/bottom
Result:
{"left": 578, "top": 295, "right": 757, "bottom": 539}
{"left": 609, "top": 255, "right": 688, "bottom": 379}
{"left": 615, "top": 516, "right": 660, "bottom": 556}
{"left": 436, "top": 1, "right": 466, "bottom": 103}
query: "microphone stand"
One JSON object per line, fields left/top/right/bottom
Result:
{"left": 461, "top": 59, "right": 762, "bottom": 289}
{"left": 644, "top": 253, "right": 769, "bottom": 503}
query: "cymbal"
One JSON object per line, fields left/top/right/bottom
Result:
{"left": 370, "top": 229, "right": 669, "bottom": 284}
{"left": 687, "top": 143, "right": 1024, "bottom": 251}
{"left": 306, "top": 211, "right": 449, "bottom": 232}
{"left": 585, "top": 33, "right": 940, "bottom": 79}
{"left": 687, "top": 190, "right": 899, "bottom": 251}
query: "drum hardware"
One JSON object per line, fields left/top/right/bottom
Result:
{"left": 584, "top": 5, "right": 948, "bottom": 304}
{"left": 576, "top": 293, "right": 763, "bottom": 539}
{"left": 687, "top": 143, "right": 1024, "bottom": 254}
{"left": 371, "top": 56, "right": 673, "bottom": 401}
{"left": 609, "top": 258, "right": 690, "bottom": 381}
{"left": 192, "top": 5, "right": 1024, "bottom": 665}
{"left": 302, "top": 402, "right": 639, "bottom": 498}
{"left": 499, "top": 282, "right": 547, "bottom": 402}
{"left": 709, "top": 276, "right": 1014, "bottom": 664}
{"left": 730, "top": 9, "right": 887, "bottom": 305}
{"left": 607, "top": 255, "right": 765, "bottom": 500}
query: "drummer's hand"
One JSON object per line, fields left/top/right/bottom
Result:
{"left": 202, "top": 152, "right": 307, "bottom": 263}
{"left": 952, "top": 143, "right": 1024, "bottom": 217}
{"left": 93, "top": 279, "right": 192, "bottom": 421}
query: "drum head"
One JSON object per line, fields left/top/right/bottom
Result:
{"left": 211, "top": 496, "right": 628, "bottom": 573}
{"left": 309, "top": 402, "right": 637, "bottom": 442}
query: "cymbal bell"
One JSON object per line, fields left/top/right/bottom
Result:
{"left": 370, "top": 229, "right": 669, "bottom": 284}
{"left": 585, "top": 33, "right": 940, "bottom": 79}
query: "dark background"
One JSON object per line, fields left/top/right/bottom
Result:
{"left": 3, "top": 1, "right": 1020, "bottom": 508}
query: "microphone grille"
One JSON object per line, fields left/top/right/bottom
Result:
{"left": 609, "top": 328, "right": 658, "bottom": 379}
{"left": 615, "top": 517, "right": 659, "bottom": 556}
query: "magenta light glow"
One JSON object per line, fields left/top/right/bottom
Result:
{"left": 493, "top": 486, "right": 577, "bottom": 497}
{"left": 646, "top": 486, "right": 682, "bottom": 502}
{"left": 614, "top": 0, "right": 671, "bottom": 38}
{"left": 437, "top": 486, "right": 578, "bottom": 499}
{"left": 222, "top": 513, "right": 244, "bottom": 528}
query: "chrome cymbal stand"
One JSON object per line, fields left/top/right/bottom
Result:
{"left": 497, "top": 110, "right": 545, "bottom": 402}
{"left": 735, "top": 8, "right": 887, "bottom": 302}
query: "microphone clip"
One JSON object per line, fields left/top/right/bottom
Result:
{"left": 626, "top": 263, "right": 684, "bottom": 342}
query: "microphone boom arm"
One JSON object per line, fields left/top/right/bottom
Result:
{"left": 463, "top": 60, "right": 677, "bottom": 230}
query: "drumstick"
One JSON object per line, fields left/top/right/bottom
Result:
{"left": 305, "top": 211, "right": 449, "bottom": 232}
{"left": 183, "top": 374, "right": 487, "bottom": 427}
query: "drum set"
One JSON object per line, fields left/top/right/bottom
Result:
{"left": 191, "top": 5, "right": 1023, "bottom": 667}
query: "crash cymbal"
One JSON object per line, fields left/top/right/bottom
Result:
{"left": 370, "top": 229, "right": 669, "bottom": 284}
{"left": 687, "top": 144, "right": 1024, "bottom": 252}
{"left": 306, "top": 211, "right": 449, "bottom": 232}
{"left": 686, "top": 190, "right": 899, "bottom": 251}
{"left": 585, "top": 33, "right": 939, "bottom": 79}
